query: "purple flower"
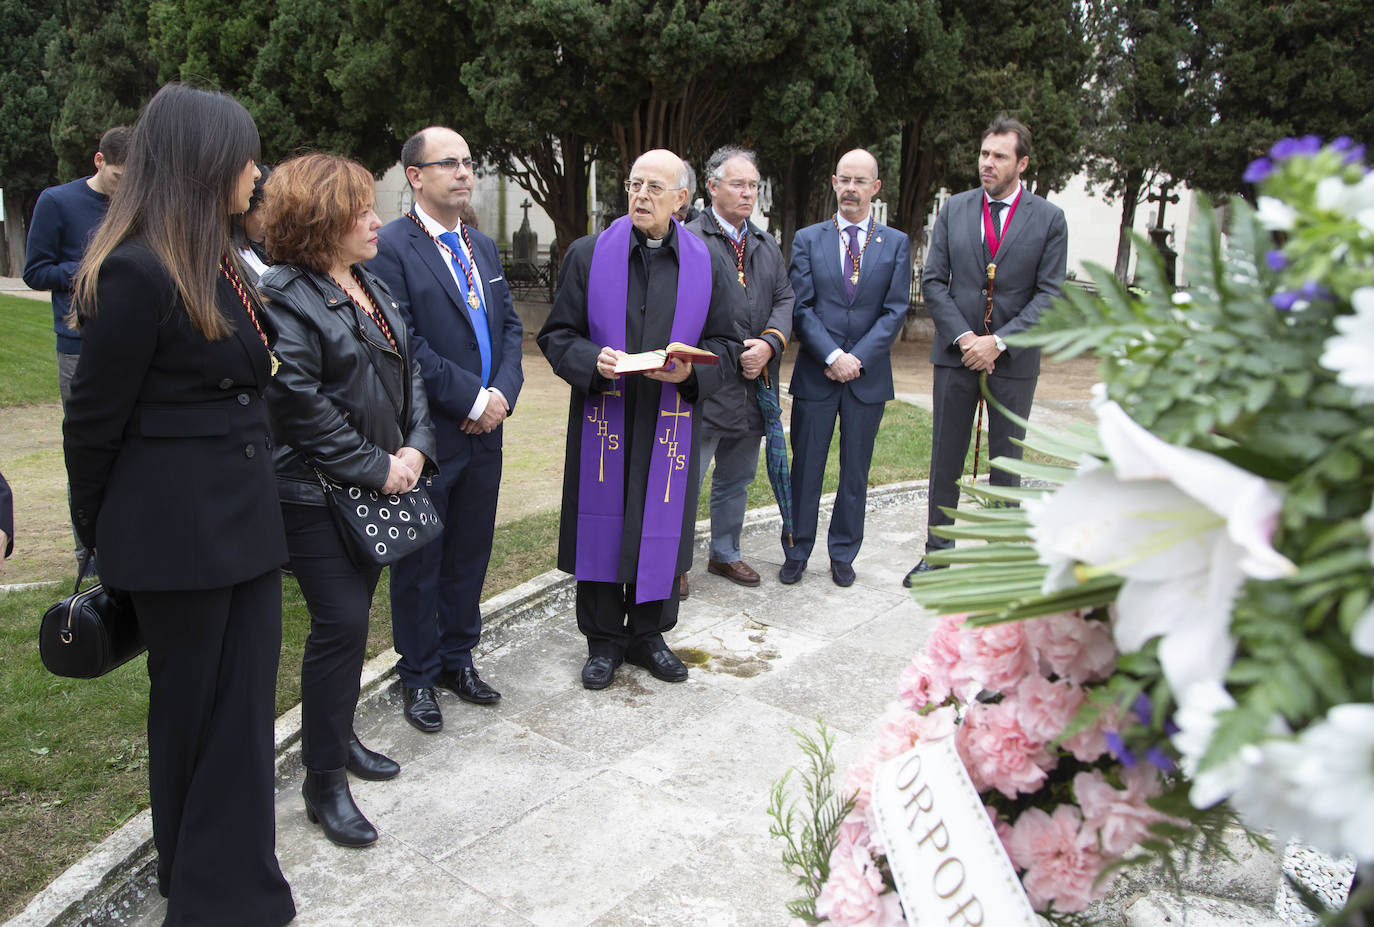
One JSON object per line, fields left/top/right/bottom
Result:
{"left": 1332, "top": 136, "right": 1355, "bottom": 152}
{"left": 1105, "top": 730, "right": 1137, "bottom": 767}
{"left": 1272, "top": 291, "right": 1301, "bottom": 311}
{"left": 1265, "top": 250, "right": 1289, "bottom": 272}
{"left": 1145, "top": 746, "right": 1177, "bottom": 773}
{"left": 1133, "top": 693, "right": 1154, "bottom": 727}
{"left": 1299, "top": 280, "right": 1331, "bottom": 302}
{"left": 1347, "top": 144, "right": 1368, "bottom": 167}
{"left": 1270, "top": 135, "right": 1323, "bottom": 161}
{"left": 1244, "top": 157, "right": 1273, "bottom": 184}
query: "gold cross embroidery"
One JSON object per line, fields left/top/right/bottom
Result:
{"left": 657, "top": 393, "right": 691, "bottom": 502}
{"left": 587, "top": 393, "right": 621, "bottom": 482}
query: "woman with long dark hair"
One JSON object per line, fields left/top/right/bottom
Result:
{"left": 231, "top": 161, "right": 273, "bottom": 280}
{"left": 64, "top": 84, "right": 295, "bottom": 926}
{"left": 258, "top": 153, "right": 435, "bottom": 847}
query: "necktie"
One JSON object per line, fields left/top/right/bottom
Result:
{"left": 990, "top": 201, "right": 1007, "bottom": 241}
{"left": 438, "top": 230, "right": 492, "bottom": 387}
{"left": 843, "top": 224, "right": 862, "bottom": 300}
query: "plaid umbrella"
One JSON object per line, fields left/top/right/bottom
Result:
{"left": 756, "top": 372, "right": 794, "bottom": 546}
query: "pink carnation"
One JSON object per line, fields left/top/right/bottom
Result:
{"left": 897, "top": 653, "right": 951, "bottom": 711}
{"left": 1006, "top": 805, "right": 1108, "bottom": 912}
{"left": 924, "top": 614, "right": 965, "bottom": 681}
{"left": 1075, "top": 768, "right": 1167, "bottom": 857}
{"left": 954, "top": 620, "right": 1036, "bottom": 694}
{"left": 1015, "top": 676, "right": 1086, "bottom": 743}
{"left": 955, "top": 700, "right": 1055, "bottom": 799}
{"left": 1060, "top": 703, "right": 1119, "bottom": 763}
{"left": 1024, "top": 610, "right": 1117, "bottom": 684}
{"left": 846, "top": 706, "right": 957, "bottom": 816}
{"left": 817, "top": 826, "right": 900, "bottom": 927}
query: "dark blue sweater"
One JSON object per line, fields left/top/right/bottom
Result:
{"left": 22, "top": 177, "right": 109, "bottom": 354}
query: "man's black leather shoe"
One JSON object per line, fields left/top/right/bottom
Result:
{"left": 401, "top": 686, "right": 442, "bottom": 733}
{"left": 437, "top": 667, "right": 501, "bottom": 705}
{"left": 346, "top": 734, "right": 400, "bottom": 781}
{"left": 627, "top": 647, "right": 689, "bottom": 683}
{"left": 779, "top": 558, "right": 807, "bottom": 585}
{"left": 831, "top": 560, "right": 856, "bottom": 587}
{"left": 902, "top": 558, "right": 948, "bottom": 588}
{"left": 581, "top": 656, "right": 621, "bottom": 690}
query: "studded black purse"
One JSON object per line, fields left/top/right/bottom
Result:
{"left": 312, "top": 467, "right": 444, "bottom": 569}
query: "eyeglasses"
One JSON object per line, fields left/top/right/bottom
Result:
{"left": 836, "top": 175, "right": 875, "bottom": 187}
{"left": 624, "top": 179, "right": 681, "bottom": 197}
{"left": 412, "top": 158, "right": 474, "bottom": 173}
{"left": 721, "top": 180, "right": 760, "bottom": 192}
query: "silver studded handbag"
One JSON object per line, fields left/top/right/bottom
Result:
{"left": 311, "top": 467, "right": 444, "bottom": 569}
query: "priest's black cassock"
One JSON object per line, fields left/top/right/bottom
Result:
{"left": 538, "top": 219, "right": 742, "bottom": 657}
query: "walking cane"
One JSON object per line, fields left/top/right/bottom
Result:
{"left": 970, "top": 262, "right": 996, "bottom": 481}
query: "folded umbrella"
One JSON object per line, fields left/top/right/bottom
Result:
{"left": 756, "top": 371, "right": 794, "bottom": 547}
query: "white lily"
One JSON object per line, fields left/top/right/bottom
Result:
{"left": 1320, "top": 287, "right": 1374, "bottom": 404}
{"left": 1256, "top": 195, "right": 1298, "bottom": 231}
{"left": 1029, "top": 391, "right": 1296, "bottom": 692}
{"left": 1315, "top": 170, "right": 1374, "bottom": 234}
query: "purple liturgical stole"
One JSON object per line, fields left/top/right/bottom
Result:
{"left": 577, "top": 216, "right": 712, "bottom": 602}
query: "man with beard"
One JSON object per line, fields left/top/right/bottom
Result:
{"left": 904, "top": 114, "right": 1067, "bottom": 585}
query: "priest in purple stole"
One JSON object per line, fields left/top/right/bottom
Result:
{"left": 538, "top": 150, "right": 743, "bottom": 690}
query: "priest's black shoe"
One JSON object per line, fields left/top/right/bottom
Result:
{"left": 902, "top": 558, "right": 947, "bottom": 588}
{"left": 779, "top": 558, "right": 807, "bottom": 584}
{"left": 401, "top": 686, "right": 442, "bottom": 733}
{"left": 581, "top": 655, "right": 621, "bottom": 690}
{"left": 437, "top": 666, "right": 501, "bottom": 705}
{"left": 303, "top": 767, "right": 378, "bottom": 848}
{"left": 346, "top": 733, "right": 400, "bottom": 781}
{"left": 627, "top": 646, "right": 689, "bottom": 683}
{"left": 831, "top": 560, "right": 856, "bottom": 587}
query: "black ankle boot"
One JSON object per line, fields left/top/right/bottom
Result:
{"left": 346, "top": 733, "right": 400, "bottom": 781}
{"left": 302, "top": 767, "right": 378, "bottom": 847}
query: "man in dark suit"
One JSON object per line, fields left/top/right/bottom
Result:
{"left": 369, "top": 126, "right": 524, "bottom": 732}
{"left": 0, "top": 471, "right": 12, "bottom": 568}
{"left": 783, "top": 149, "right": 911, "bottom": 588}
{"left": 905, "top": 115, "right": 1068, "bottom": 585}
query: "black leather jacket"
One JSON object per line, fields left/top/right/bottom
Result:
{"left": 259, "top": 263, "right": 437, "bottom": 506}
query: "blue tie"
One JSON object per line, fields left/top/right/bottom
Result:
{"left": 438, "top": 230, "right": 492, "bottom": 387}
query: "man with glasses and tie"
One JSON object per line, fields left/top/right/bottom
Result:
{"left": 538, "top": 149, "right": 741, "bottom": 690}
{"left": 904, "top": 114, "right": 1067, "bottom": 585}
{"left": 369, "top": 126, "right": 525, "bottom": 732}
{"left": 781, "top": 149, "right": 910, "bottom": 588}
{"left": 682, "top": 146, "right": 793, "bottom": 596}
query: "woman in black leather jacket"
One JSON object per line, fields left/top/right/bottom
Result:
{"left": 258, "top": 153, "right": 437, "bottom": 848}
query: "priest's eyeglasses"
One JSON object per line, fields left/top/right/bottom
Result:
{"left": 624, "top": 179, "right": 680, "bottom": 197}
{"left": 413, "top": 158, "right": 475, "bottom": 173}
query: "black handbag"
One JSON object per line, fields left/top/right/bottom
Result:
{"left": 313, "top": 467, "right": 444, "bottom": 569}
{"left": 39, "top": 555, "right": 145, "bottom": 679}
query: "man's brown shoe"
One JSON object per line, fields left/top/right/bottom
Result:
{"left": 708, "top": 559, "right": 762, "bottom": 587}
{"left": 678, "top": 572, "right": 689, "bottom": 600}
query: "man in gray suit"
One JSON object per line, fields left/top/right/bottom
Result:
{"left": 905, "top": 115, "right": 1068, "bottom": 584}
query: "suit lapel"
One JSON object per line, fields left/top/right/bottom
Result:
{"left": 964, "top": 194, "right": 984, "bottom": 273}
{"left": 995, "top": 192, "right": 1033, "bottom": 260}
{"left": 406, "top": 214, "right": 477, "bottom": 337}
{"left": 853, "top": 223, "right": 890, "bottom": 304}
{"left": 815, "top": 222, "right": 845, "bottom": 301}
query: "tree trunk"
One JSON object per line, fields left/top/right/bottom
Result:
{"left": 1114, "top": 168, "right": 1144, "bottom": 284}
{"left": 3, "top": 198, "right": 27, "bottom": 278}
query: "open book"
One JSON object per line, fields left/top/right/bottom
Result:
{"left": 613, "top": 342, "right": 719, "bottom": 374}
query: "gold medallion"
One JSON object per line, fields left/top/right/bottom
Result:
{"left": 737, "top": 270, "right": 746, "bottom": 287}
{"left": 269, "top": 352, "right": 281, "bottom": 377}
{"left": 850, "top": 271, "right": 860, "bottom": 285}
{"left": 467, "top": 291, "right": 481, "bottom": 310}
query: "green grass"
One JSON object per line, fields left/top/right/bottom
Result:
{"left": 0, "top": 295, "right": 61, "bottom": 406}
{"left": 0, "top": 401, "right": 952, "bottom": 919}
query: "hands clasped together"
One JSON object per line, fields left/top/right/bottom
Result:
{"left": 383, "top": 446, "right": 429, "bottom": 494}
{"left": 958, "top": 333, "right": 1002, "bottom": 373}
